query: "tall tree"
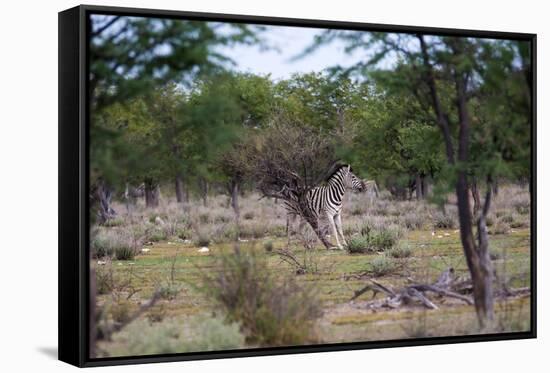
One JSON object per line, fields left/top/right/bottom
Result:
{"left": 305, "top": 31, "right": 531, "bottom": 326}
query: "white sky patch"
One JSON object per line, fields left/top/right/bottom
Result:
{"left": 218, "top": 25, "right": 369, "bottom": 81}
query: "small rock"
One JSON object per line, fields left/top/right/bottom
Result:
{"left": 437, "top": 235, "right": 443, "bottom": 239}
{"left": 198, "top": 247, "right": 210, "bottom": 253}
{"left": 154, "top": 216, "right": 165, "bottom": 225}
{"left": 141, "top": 248, "right": 151, "bottom": 253}
{"left": 444, "top": 233, "right": 450, "bottom": 237}
{"left": 97, "top": 260, "right": 106, "bottom": 265}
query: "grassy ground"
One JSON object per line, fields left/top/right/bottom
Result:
{"left": 93, "top": 185, "right": 531, "bottom": 357}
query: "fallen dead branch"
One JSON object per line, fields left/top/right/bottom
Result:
{"left": 350, "top": 267, "right": 530, "bottom": 311}
{"left": 350, "top": 268, "right": 472, "bottom": 310}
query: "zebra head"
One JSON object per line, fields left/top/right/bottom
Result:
{"left": 343, "top": 165, "right": 365, "bottom": 192}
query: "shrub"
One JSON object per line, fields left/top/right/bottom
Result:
{"left": 148, "top": 229, "right": 167, "bottom": 242}
{"left": 490, "top": 221, "right": 510, "bottom": 235}
{"left": 95, "top": 264, "right": 113, "bottom": 295}
{"left": 347, "top": 235, "right": 373, "bottom": 254}
{"left": 115, "top": 245, "right": 135, "bottom": 261}
{"left": 347, "top": 225, "right": 401, "bottom": 254}
{"left": 500, "top": 214, "right": 514, "bottom": 224}
{"left": 510, "top": 220, "right": 528, "bottom": 229}
{"left": 92, "top": 229, "right": 137, "bottom": 261}
{"left": 194, "top": 233, "right": 211, "bottom": 247}
{"left": 176, "top": 227, "right": 192, "bottom": 240}
{"left": 158, "top": 282, "right": 182, "bottom": 300}
{"left": 387, "top": 245, "right": 412, "bottom": 258}
{"left": 108, "top": 316, "right": 245, "bottom": 356}
{"left": 433, "top": 211, "right": 456, "bottom": 229}
{"left": 239, "top": 221, "right": 266, "bottom": 239}
{"left": 369, "top": 257, "right": 397, "bottom": 277}
{"left": 91, "top": 234, "right": 114, "bottom": 258}
{"left": 102, "top": 217, "right": 124, "bottom": 227}
{"left": 513, "top": 199, "right": 530, "bottom": 215}
{"left": 199, "top": 213, "right": 210, "bottom": 224}
{"left": 350, "top": 205, "right": 364, "bottom": 216}
{"left": 400, "top": 212, "right": 425, "bottom": 230}
{"left": 263, "top": 240, "right": 274, "bottom": 252}
{"left": 243, "top": 211, "right": 255, "bottom": 220}
{"left": 369, "top": 229, "right": 399, "bottom": 251}
{"left": 200, "top": 248, "right": 321, "bottom": 346}
{"left": 110, "top": 300, "right": 132, "bottom": 323}
{"left": 146, "top": 304, "right": 167, "bottom": 323}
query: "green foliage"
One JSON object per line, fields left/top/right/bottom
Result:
{"left": 347, "top": 225, "right": 401, "bottom": 254}
{"left": 387, "top": 245, "right": 412, "bottom": 259}
{"left": 369, "top": 257, "right": 397, "bottom": 277}
{"left": 114, "top": 245, "right": 135, "bottom": 261}
{"left": 263, "top": 240, "right": 274, "bottom": 252}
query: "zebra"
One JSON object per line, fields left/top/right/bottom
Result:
{"left": 285, "top": 164, "right": 365, "bottom": 249}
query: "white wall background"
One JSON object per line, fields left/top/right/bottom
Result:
{"left": 0, "top": 0, "right": 546, "bottom": 371}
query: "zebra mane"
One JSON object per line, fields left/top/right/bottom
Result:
{"left": 323, "top": 163, "right": 350, "bottom": 183}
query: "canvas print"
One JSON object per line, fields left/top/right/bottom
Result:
{"left": 88, "top": 12, "right": 533, "bottom": 358}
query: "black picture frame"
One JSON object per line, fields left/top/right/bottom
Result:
{"left": 59, "top": 4, "right": 537, "bottom": 368}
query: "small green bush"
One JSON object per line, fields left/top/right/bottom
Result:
{"left": 369, "top": 229, "right": 399, "bottom": 251}
{"left": 239, "top": 221, "right": 266, "bottom": 239}
{"left": 387, "top": 245, "right": 412, "bottom": 258}
{"left": 95, "top": 264, "right": 113, "bottom": 295}
{"left": 369, "top": 257, "right": 397, "bottom": 277}
{"left": 108, "top": 316, "right": 245, "bottom": 356}
{"left": 347, "top": 235, "right": 373, "bottom": 254}
{"left": 110, "top": 300, "right": 132, "bottom": 323}
{"left": 433, "top": 212, "right": 456, "bottom": 229}
{"left": 91, "top": 235, "right": 114, "bottom": 258}
{"left": 102, "top": 217, "right": 124, "bottom": 227}
{"left": 148, "top": 229, "right": 167, "bottom": 242}
{"left": 158, "top": 282, "right": 182, "bottom": 300}
{"left": 263, "top": 240, "right": 274, "bottom": 252}
{"left": 176, "top": 227, "right": 191, "bottom": 240}
{"left": 347, "top": 226, "right": 400, "bottom": 254}
{"left": 115, "top": 245, "right": 135, "bottom": 261}
{"left": 514, "top": 199, "right": 530, "bottom": 215}
{"left": 490, "top": 221, "right": 510, "bottom": 235}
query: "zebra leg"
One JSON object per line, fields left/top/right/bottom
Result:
{"left": 335, "top": 213, "right": 348, "bottom": 247}
{"left": 326, "top": 212, "right": 342, "bottom": 249}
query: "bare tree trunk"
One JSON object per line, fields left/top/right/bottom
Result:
{"left": 492, "top": 178, "right": 499, "bottom": 196}
{"left": 198, "top": 178, "right": 209, "bottom": 207}
{"left": 175, "top": 174, "right": 184, "bottom": 203}
{"left": 471, "top": 180, "right": 481, "bottom": 216}
{"left": 93, "top": 179, "right": 116, "bottom": 224}
{"left": 456, "top": 174, "right": 493, "bottom": 326}
{"left": 418, "top": 34, "right": 494, "bottom": 326}
{"left": 455, "top": 73, "right": 494, "bottom": 326}
{"left": 144, "top": 179, "right": 159, "bottom": 208}
{"left": 415, "top": 173, "right": 423, "bottom": 200}
{"left": 421, "top": 175, "right": 429, "bottom": 198}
